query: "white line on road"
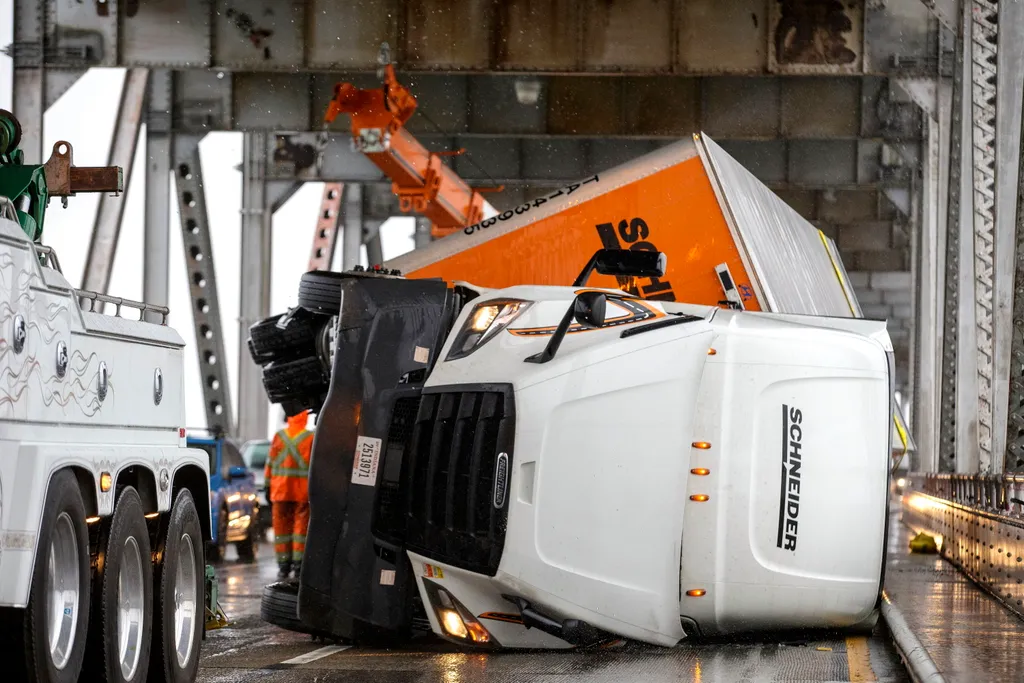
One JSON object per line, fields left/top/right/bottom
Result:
{"left": 279, "top": 645, "right": 352, "bottom": 666}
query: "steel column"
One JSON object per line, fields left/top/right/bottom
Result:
{"left": 308, "top": 183, "right": 343, "bottom": 271}
{"left": 82, "top": 68, "right": 149, "bottom": 293}
{"left": 414, "top": 217, "right": 432, "bottom": 249}
{"left": 967, "top": 0, "right": 1000, "bottom": 472}
{"left": 11, "top": 0, "right": 45, "bottom": 164}
{"left": 995, "top": 0, "right": 1024, "bottom": 472}
{"left": 143, "top": 70, "right": 172, "bottom": 323}
{"left": 341, "top": 184, "right": 363, "bottom": 271}
{"left": 939, "top": 7, "right": 967, "bottom": 473}
{"left": 914, "top": 114, "right": 942, "bottom": 472}
{"left": 956, "top": 3, "right": 982, "bottom": 474}
{"left": 174, "top": 138, "right": 234, "bottom": 436}
{"left": 237, "top": 132, "right": 272, "bottom": 442}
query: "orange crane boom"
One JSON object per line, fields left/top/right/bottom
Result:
{"left": 323, "top": 59, "right": 495, "bottom": 239}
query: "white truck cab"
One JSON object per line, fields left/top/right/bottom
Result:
{"left": 403, "top": 281, "right": 893, "bottom": 649}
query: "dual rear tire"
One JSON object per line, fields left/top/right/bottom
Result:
{"left": 7, "top": 473, "right": 204, "bottom": 683}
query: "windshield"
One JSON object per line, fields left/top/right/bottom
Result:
{"left": 243, "top": 441, "right": 270, "bottom": 469}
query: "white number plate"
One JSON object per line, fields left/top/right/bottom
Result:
{"left": 351, "top": 436, "right": 382, "bottom": 487}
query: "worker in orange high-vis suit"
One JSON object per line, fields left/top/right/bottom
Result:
{"left": 265, "top": 410, "right": 313, "bottom": 580}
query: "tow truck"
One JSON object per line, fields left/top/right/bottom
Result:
{"left": 0, "top": 110, "right": 210, "bottom": 681}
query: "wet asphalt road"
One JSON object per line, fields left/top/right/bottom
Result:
{"left": 198, "top": 539, "right": 910, "bottom": 682}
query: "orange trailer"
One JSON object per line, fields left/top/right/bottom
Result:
{"left": 389, "top": 133, "right": 860, "bottom": 319}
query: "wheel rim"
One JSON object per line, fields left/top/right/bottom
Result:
{"left": 117, "top": 536, "right": 145, "bottom": 680}
{"left": 173, "top": 533, "right": 198, "bottom": 668}
{"left": 46, "top": 512, "right": 80, "bottom": 670}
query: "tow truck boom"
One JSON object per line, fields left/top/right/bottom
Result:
{"left": 323, "top": 48, "right": 496, "bottom": 239}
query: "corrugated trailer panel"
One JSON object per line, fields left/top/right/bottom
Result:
{"left": 697, "top": 134, "right": 855, "bottom": 317}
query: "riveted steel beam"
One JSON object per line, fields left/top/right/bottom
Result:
{"left": 82, "top": 68, "right": 149, "bottom": 294}
{"left": 174, "top": 138, "right": 234, "bottom": 436}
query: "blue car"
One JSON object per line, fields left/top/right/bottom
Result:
{"left": 187, "top": 434, "right": 260, "bottom": 562}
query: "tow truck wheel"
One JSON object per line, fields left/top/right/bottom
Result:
{"left": 149, "top": 489, "right": 204, "bottom": 683}
{"left": 83, "top": 487, "right": 153, "bottom": 683}
{"left": 13, "top": 470, "right": 90, "bottom": 683}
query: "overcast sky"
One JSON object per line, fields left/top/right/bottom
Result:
{"left": 1, "top": 40, "right": 415, "bottom": 437}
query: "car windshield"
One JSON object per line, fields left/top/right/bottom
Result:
{"left": 244, "top": 441, "right": 270, "bottom": 469}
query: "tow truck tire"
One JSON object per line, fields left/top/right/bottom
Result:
{"left": 149, "top": 489, "right": 204, "bottom": 683}
{"left": 11, "top": 470, "right": 90, "bottom": 683}
{"left": 83, "top": 487, "right": 153, "bottom": 683}
{"left": 298, "top": 271, "right": 345, "bottom": 315}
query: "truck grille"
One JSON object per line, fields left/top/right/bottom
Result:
{"left": 398, "top": 386, "right": 515, "bottom": 576}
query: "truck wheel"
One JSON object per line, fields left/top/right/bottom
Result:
{"left": 16, "top": 470, "right": 91, "bottom": 683}
{"left": 149, "top": 489, "right": 204, "bottom": 683}
{"left": 83, "top": 487, "right": 153, "bottom": 683}
{"left": 207, "top": 507, "right": 228, "bottom": 563}
{"left": 248, "top": 309, "right": 322, "bottom": 366}
{"left": 236, "top": 521, "right": 257, "bottom": 564}
{"left": 261, "top": 582, "right": 315, "bottom": 635}
{"left": 298, "top": 271, "right": 345, "bottom": 315}
{"left": 262, "top": 357, "right": 330, "bottom": 407}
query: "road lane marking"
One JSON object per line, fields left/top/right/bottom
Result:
{"left": 845, "top": 636, "right": 878, "bottom": 682}
{"left": 280, "top": 644, "right": 351, "bottom": 665}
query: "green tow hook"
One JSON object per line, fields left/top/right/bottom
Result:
{"left": 205, "top": 563, "right": 230, "bottom": 630}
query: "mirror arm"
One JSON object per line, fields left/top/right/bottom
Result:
{"left": 524, "top": 300, "right": 578, "bottom": 364}
{"left": 572, "top": 252, "right": 602, "bottom": 287}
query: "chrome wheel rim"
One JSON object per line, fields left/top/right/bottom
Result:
{"left": 117, "top": 536, "right": 145, "bottom": 680}
{"left": 173, "top": 533, "right": 198, "bottom": 668}
{"left": 46, "top": 512, "right": 80, "bottom": 670}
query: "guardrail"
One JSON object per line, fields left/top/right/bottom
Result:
{"left": 915, "top": 472, "right": 1024, "bottom": 516}
{"left": 76, "top": 289, "right": 170, "bottom": 325}
{"left": 901, "top": 472, "right": 1024, "bottom": 619}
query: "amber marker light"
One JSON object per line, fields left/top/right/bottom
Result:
{"left": 686, "top": 589, "right": 707, "bottom": 597}
{"left": 690, "top": 494, "right": 710, "bottom": 502}
{"left": 707, "top": 348, "right": 717, "bottom": 355}
{"left": 100, "top": 472, "right": 113, "bottom": 492}
{"left": 692, "top": 442, "right": 711, "bottom": 450}
{"left": 690, "top": 468, "right": 710, "bottom": 476}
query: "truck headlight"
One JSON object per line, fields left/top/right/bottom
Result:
{"left": 423, "top": 579, "right": 495, "bottom": 645}
{"left": 446, "top": 298, "right": 531, "bottom": 360}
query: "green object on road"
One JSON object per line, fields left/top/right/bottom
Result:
{"left": 205, "top": 563, "right": 231, "bottom": 630}
{"left": 909, "top": 531, "right": 938, "bottom": 554}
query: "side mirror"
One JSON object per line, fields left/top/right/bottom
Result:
{"left": 228, "top": 465, "right": 249, "bottom": 480}
{"left": 526, "top": 292, "right": 608, "bottom": 364}
{"left": 573, "top": 249, "right": 667, "bottom": 287}
{"left": 573, "top": 291, "right": 607, "bottom": 329}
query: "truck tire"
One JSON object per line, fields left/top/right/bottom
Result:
{"left": 236, "top": 521, "right": 257, "bottom": 564}
{"left": 262, "top": 356, "right": 330, "bottom": 407}
{"left": 298, "top": 271, "right": 345, "bottom": 315}
{"left": 149, "top": 489, "right": 204, "bottom": 683}
{"left": 83, "top": 487, "right": 153, "bottom": 683}
{"left": 248, "top": 310, "right": 321, "bottom": 366}
{"left": 10, "top": 470, "right": 91, "bottom": 683}
{"left": 261, "top": 582, "right": 314, "bottom": 635}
